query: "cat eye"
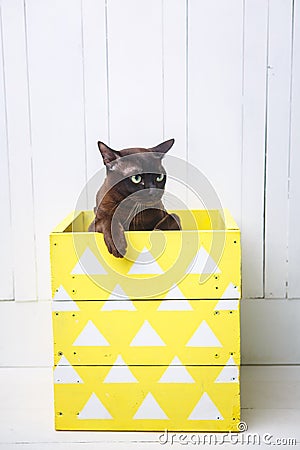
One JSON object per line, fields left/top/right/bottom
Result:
{"left": 131, "top": 174, "right": 142, "bottom": 184}
{"left": 156, "top": 174, "right": 165, "bottom": 182}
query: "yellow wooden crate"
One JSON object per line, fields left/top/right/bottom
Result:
{"left": 50, "top": 209, "right": 241, "bottom": 431}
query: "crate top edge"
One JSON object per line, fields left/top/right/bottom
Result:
{"left": 50, "top": 209, "right": 240, "bottom": 235}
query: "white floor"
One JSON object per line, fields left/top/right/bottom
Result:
{"left": 0, "top": 366, "right": 299, "bottom": 449}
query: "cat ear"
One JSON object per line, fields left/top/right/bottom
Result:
{"left": 149, "top": 138, "right": 175, "bottom": 158}
{"left": 98, "top": 141, "right": 120, "bottom": 168}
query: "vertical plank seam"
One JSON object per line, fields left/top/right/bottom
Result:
{"left": 23, "top": 0, "right": 38, "bottom": 300}
{"left": 80, "top": 0, "right": 89, "bottom": 209}
{"left": 0, "top": 4, "right": 15, "bottom": 300}
{"left": 161, "top": 0, "right": 165, "bottom": 140}
{"left": 286, "top": 0, "right": 296, "bottom": 300}
{"left": 262, "top": 0, "right": 270, "bottom": 299}
{"left": 105, "top": 0, "right": 111, "bottom": 145}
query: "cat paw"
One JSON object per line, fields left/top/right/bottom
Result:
{"left": 104, "top": 233, "right": 127, "bottom": 258}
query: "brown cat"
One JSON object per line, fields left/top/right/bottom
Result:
{"left": 88, "top": 139, "right": 181, "bottom": 258}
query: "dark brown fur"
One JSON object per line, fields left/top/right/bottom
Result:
{"left": 88, "top": 139, "right": 181, "bottom": 258}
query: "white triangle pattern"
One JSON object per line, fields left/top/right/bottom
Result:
{"left": 221, "top": 283, "right": 240, "bottom": 299}
{"left": 215, "top": 357, "right": 239, "bottom": 383}
{"left": 133, "top": 393, "right": 169, "bottom": 420}
{"left": 73, "top": 320, "right": 110, "bottom": 346}
{"left": 54, "top": 365, "right": 83, "bottom": 384}
{"left": 186, "top": 321, "right": 222, "bottom": 347}
{"left": 128, "top": 247, "right": 164, "bottom": 275}
{"left": 71, "top": 247, "right": 107, "bottom": 275}
{"left": 53, "top": 285, "right": 72, "bottom": 301}
{"left": 101, "top": 299, "right": 136, "bottom": 311}
{"left": 214, "top": 299, "right": 239, "bottom": 311}
{"left": 187, "top": 246, "right": 221, "bottom": 274}
{"left": 56, "top": 355, "right": 71, "bottom": 366}
{"left": 103, "top": 356, "right": 138, "bottom": 383}
{"left": 54, "top": 356, "right": 83, "bottom": 384}
{"left": 158, "top": 357, "right": 195, "bottom": 383}
{"left": 163, "top": 284, "right": 185, "bottom": 300}
{"left": 107, "top": 284, "right": 129, "bottom": 300}
{"left": 52, "top": 300, "right": 80, "bottom": 312}
{"left": 130, "top": 321, "right": 166, "bottom": 347}
{"left": 188, "top": 392, "right": 224, "bottom": 420}
{"left": 78, "top": 393, "right": 112, "bottom": 419}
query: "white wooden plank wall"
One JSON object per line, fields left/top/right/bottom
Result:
{"left": 1, "top": 0, "right": 37, "bottom": 301}
{"left": 82, "top": 0, "right": 109, "bottom": 205}
{"left": 107, "top": 0, "right": 163, "bottom": 149}
{"left": 288, "top": 0, "right": 300, "bottom": 299}
{"left": 264, "top": 0, "right": 294, "bottom": 299}
{"left": 0, "top": 3, "right": 13, "bottom": 300}
{"left": 241, "top": 0, "right": 268, "bottom": 299}
{"left": 0, "top": 0, "right": 299, "bottom": 302}
{"left": 162, "top": 0, "right": 188, "bottom": 207}
{"left": 188, "top": 0, "right": 243, "bottom": 221}
{"left": 25, "top": 0, "right": 87, "bottom": 300}
{"left": 162, "top": 0, "right": 187, "bottom": 159}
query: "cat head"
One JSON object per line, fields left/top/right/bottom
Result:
{"left": 98, "top": 139, "right": 175, "bottom": 204}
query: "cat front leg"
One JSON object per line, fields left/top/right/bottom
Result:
{"left": 109, "top": 219, "right": 127, "bottom": 258}
{"left": 94, "top": 217, "right": 127, "bottom": 258}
